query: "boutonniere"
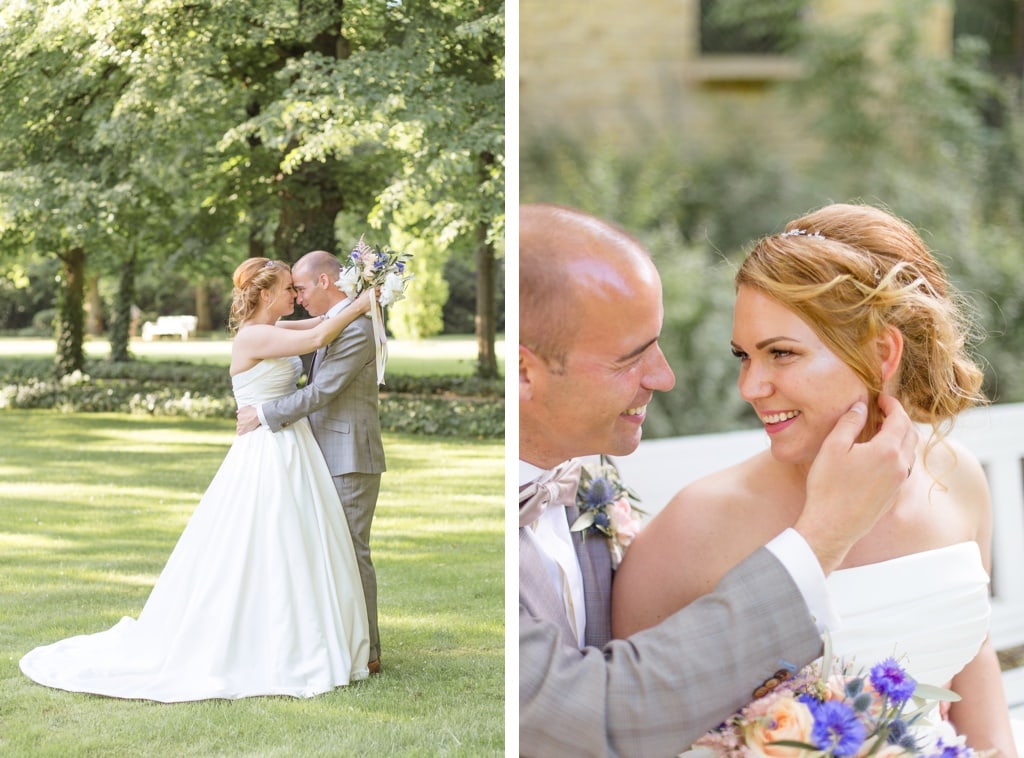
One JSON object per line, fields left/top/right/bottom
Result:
{"left": 571, "top": 455, "right": 646, "bottom": 568}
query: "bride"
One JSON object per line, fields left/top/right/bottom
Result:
{"left": 21, "top": 257, "right": 374, "bottom": 702}
{"left": 612, "top": 204, "right": 1020, "bottom": 754}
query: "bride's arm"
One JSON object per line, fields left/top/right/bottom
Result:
{"left": 948, "top": 640, "right": 1017, "bottom": 756}
{"left": 947, "top": 443, "right": 1018, "bottom": 756}
{"left": 274, "top": 316, "right": 322, "bottom": 330}
{"left": 234, "top": 290, "right": 373, "bottom": 362}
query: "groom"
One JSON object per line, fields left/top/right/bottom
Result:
{"left": 237, "top": 249, "right": 385, "bottom": 673}
{"left": 519, "top": 204, "right": 919, "bottom": 755}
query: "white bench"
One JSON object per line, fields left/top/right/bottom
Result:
{"left": 141, "top": 315, "right": 198, "bottom": 341}
{"left": 610, "top": 402, "right": 1024, "bottom": 707}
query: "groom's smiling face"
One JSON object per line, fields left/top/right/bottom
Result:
{"left": 521, "top": 253, "right": 676, "bottom": 467}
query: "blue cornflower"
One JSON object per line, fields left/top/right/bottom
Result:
{"left": 583, "top": 477, "right": 614, "bottom": 509}
{"left": 869, "top": 658, "right": 917, "bottom": 705}
{"left": 932, "top": 740, "right": 974, "bottom": 758}
{"left": 807, "top": 700, "right": 866, "bottom": 757}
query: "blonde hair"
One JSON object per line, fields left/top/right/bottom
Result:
{"left": 736, "top": 203, "right": 985, "bottom": 437}
{"left": 228, "top": 258, "right": 291, "bottom": 332}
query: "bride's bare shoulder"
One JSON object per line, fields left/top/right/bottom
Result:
{"left": 925, "top": 434, "right": 987, "bottom": 499}
{"left": 611, "top": 452, "right": 772, "bottom": 636}
{"left": 654, "top": 451, "right": 770, "bottom": 526}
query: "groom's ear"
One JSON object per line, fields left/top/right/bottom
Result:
{"left": 520, "top": 345, "right": 542, "bottom": 403}
{"left": 877, "top": 325, "right": 904, "bottom": 387}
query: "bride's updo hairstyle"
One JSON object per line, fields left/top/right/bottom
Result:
{"left": 229, "top": 257, "right": 291, "bottom": 333}
{"left": 735, "top": 203, "right": 985, "bottom": 436}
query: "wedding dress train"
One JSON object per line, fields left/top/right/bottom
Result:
{"left": 20, "top": 357, "right": 370, "bottom": 702}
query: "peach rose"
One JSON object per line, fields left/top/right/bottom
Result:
{"left": 742, "top": 698, "right": 814, "bottom": 758}
{"left": 607, "top": 498, "right": 641, "bottom": 546}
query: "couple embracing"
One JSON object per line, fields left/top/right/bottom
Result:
{"left": 519, "top": 204, "right": 1021, "bottom": 755}
{"left": 21, "top": 250, "right": 384, "bottom": 700}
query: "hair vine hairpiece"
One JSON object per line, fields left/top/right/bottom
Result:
{"left": 780, "top": 228, "right": 825, "bottom": 240}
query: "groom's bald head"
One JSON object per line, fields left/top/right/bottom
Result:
{"left": 520, "top": 204, "right": 655, "bottom": 369}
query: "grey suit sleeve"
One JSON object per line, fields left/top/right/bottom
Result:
{"left": 261, "top": 317, "right": 374, "bottom": 432}
{"left": 519, "top": 547, "right": 823, "bottom": 757}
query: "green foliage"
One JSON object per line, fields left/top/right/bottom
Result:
{"left": 0, "top": 411, "right": 502, "bottom": 756}
{"left": 0, "top": 358, "right": 503, "bottom": 438}
{"left": 0, "top": 0, "right": 504, "bottom": 373}
{"left": 385, "top": 227, "right": 450, "bottom": 339}
{"left": 521, "top": 3, "right": 1024, "bottom": 434}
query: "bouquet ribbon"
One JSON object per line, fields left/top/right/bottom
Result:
{"left": 369, "top": 288, "right": 388, "bottom": 385}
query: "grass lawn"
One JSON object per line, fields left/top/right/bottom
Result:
{"left": 0, "top": 335, "right": 506, "bottom": 377}
{"left": 0, "top": 410, "right": 503, "bottom": 756}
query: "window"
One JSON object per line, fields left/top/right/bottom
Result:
{"left": 699, "top": 0, "right": 806, "bottom": 56}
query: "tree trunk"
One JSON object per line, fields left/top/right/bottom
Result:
{"left": 474, "top": 219, "right": 498, "bottom": 379}
{"left": 273, "top": 164, "right": 345, "bottom": 260}
{"left": 85, "top": 274, "right": 104, "bottom": 336}
{"left": 195, "top": 279, "right": 212, "bottom": 332}
{"left": 55, "top": 247, "right": 86, "bottom": 377}
{"left": 109, "top": 250, "right": 135, "bottom": 363}
{"left": 475, "top": 150, "right": 499, "bottom": 379}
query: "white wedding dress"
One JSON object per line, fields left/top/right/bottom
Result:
{"left": 20, "top": 357, "right": 370, "bottom": 702}
{"left": 684, "top": 540, "right": 1023, "bottom": 754}
{"left": 828, "top": 540, "right": 1023, "bottom": 749}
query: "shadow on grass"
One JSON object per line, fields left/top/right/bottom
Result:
{"left": 1, "top": 411, "right": 503, "bottom": 756}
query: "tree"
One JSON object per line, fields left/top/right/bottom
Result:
{"left": 228, "top": 0, "right": 505, "bottom": 373}
{"left": 1, "top": 0, "right": 504, "bottom": 377}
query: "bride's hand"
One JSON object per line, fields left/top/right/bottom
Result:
{"left": 796, "top": 394, "right": 918, "bottom": 574}
{"left": 351, "top": 288, "right": 375, "bottom": 314}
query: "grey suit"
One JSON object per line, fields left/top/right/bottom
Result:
{"left": 519, "top": 511, "right": 823, "bottom": 757}
{"left": 262, "top": 311, "right": 386, "bottom": 661}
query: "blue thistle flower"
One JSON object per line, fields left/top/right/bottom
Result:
{"left": 885, "top": 718, "right": 907, "bottom": 743}
{"left": 807, "top": 700, "right": 866, "bottom": 757}
{"left": 583, "top": 477, "right": 614, "bottom": 509}
{"left": 593, "top": 511, "right": 610, "bottom": 530}
{"left": 869, "top": 658, "right": 916, "bottom": 705}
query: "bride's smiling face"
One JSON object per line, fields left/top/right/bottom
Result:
{"left": 731, "top": 285, "right": 870, "bottom": 467}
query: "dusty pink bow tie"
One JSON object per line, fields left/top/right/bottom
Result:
{"left": 519, "top": 460, "right": 582, "bottom": 528}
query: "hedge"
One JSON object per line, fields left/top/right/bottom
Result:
{"left": 0, "top": 358, "right": 504, "bottom": 439}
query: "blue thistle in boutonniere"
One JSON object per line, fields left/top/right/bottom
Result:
{"left": 570, "top": 455, "right": 645, "bottom": 568}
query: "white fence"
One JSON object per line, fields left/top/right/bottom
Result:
{"left": 611, "top": 402, "right": 1024, "bottom": 707}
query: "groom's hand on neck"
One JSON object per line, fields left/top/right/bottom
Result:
{"left": 797, "top": 395, "right": 918, "bottom": 574}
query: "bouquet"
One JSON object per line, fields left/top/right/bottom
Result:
{"left": 687, "top": 649, "right": 982, "bottom": 758}
{"left": 571, "top": 455, "right": 646, "bottom": 568}
{"left": 335, "top": 235, "right": 414, "bottom": 307}
{"left": 334, "top": 235, "right": 414, "bottom": 384}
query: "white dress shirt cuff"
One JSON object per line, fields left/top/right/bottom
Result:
{"left": 765, "top": 527, "right": 840, "bottom": 635}
{"left": 256, "top": 403, "right": 267, "bottom": 427}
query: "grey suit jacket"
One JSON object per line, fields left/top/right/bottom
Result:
{"left": 262, "top": 312, "right": 385, "bottom": 476}
{"left": 519, "top": 539, "right": 823, "bottom": 757}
